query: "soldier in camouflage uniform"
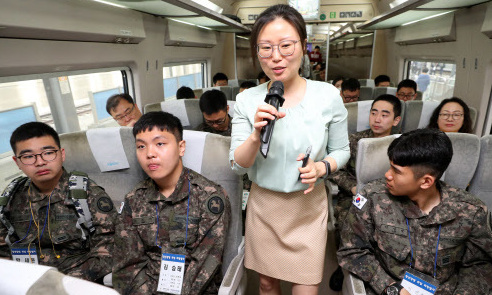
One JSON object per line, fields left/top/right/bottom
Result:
{"left": 0, "top": 122, "right": 115, "bottom": 282}
{"left": 330, "top": 94, "right": 402, "bottom": 225}
{"left": 195, "top": 90, "right": 232, "bottom": 137}
{"left": 113, "top": 111, "right": 231, "bottom": 295}
{"left": 337, "top": 129, "right": 492, "bottom": 295}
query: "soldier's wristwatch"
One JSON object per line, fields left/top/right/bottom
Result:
{"left": 383, "top": 284, "right": 403, "bottom": 295}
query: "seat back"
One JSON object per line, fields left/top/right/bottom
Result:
{"left": 231, "top": 86, "right": 240, "bottom": 101}
{"left": 60, "top": 127, "right": 146, "bottom": 204}
{"left": 143, "top": 99, "right": 204, "bottom": 130}
{"left": 444, "top": 133, "right": 480, "bottom": 189}
{"left": 356, "top": 133, "right": 480, "bottom": 192}
{"left": 469, "top": 135, "right": 492, "bottom": 208}
{"left": 470, "top": 107, "right": 478, "bottom": 131}
{"left": 358, "top": 79, "right": 375, "bottom": 88}
{"left": 182, "top": 130, "right": 242, "bottom": 276}
{"left": 401, "top": 100, "right": 440, "bottom": 133}
{"left": 193, "top": 88, "right": 204, "bottom": 99}
{"left": 416, "top": 91, "right": 423, "bottom": 101}
{"left": 0, "top": 155, "right": 25, "bottom": 193}
{"left": 345, "top": 101, "right": 404, "bottom": 135}
{"left": 372, "top": 87, "right": 397, "bottom": 99}
{"left": 359, "top": 86, "right": 374, "bottom": 101}
{"left": 356, "top": 135, "right": 397, "bottom": 193}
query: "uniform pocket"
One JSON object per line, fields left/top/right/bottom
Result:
{"left": 169, "top": 215, "right": 200, "bottom": 249}
{"left": 376, "top": 224, "right": 411, "bottom": 262}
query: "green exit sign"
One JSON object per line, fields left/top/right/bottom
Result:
{"left": 330, "top": 12, "right": 336, "bottom": 18}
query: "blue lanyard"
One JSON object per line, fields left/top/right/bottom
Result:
{"left": 15, "top": 189, "right": 52, "bottom": 245}
{"left": 155, "top": 175, "right": 191, "bottom": 249}
{"left": 406, "top": 218, "right": 441, "bottom": 279}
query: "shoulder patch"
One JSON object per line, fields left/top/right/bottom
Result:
{"left": 96, "top": 196, "right": 114, "bottom": 213}
{"left": 207, "top": 195, "right": 225, "bottom": 215}
{"left": 352, "top": 193, "right": 367, "bottom": 210}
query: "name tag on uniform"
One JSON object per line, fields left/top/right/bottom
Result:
{"left": 10, "top": 245, "right": 39, "bottom": 265}
{"left": 401, "top": 268, "right": 439, "bottom": 295}
{"left": 242, "top": 190, "right": 249, "bottom": 211}
{"left": 157, "top": 253, "right": 186, "bottom": 294}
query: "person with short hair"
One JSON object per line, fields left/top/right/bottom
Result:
{"left": 416, "top": 68, "right": 431, "bottom": 93}
{"left": 257, "top": 71, "right": 269, "bottom": 84}
{"left": 427, "top": 97, "right": 473, "bottom": 133}
{"left": 112, "top": 111, "right": 231, "bottom": 295}
{"left": 332, "top": 76, "right": 344, "bottom": 90}
{"left": 0, "top": 122, "right": 116, "bottom": 282}
{"left": 337, "top": 128, "right": 492, "bottom": 295}
{"left": 396, "top": 79, "right": 417, "bottom": 101}
{"left": 328, "top": 95, "right": 402, "bottom": 290}
{"left": 239, "top": 81, "right": 257, "bottom": 93}
{"left": 231, "top": 4, "right": 349, "bottom": 294}
{"left": 309, "top": 45, "right": 322, "bottom": 64}
{"left": 195, "top": 90, "right": 232, "bottom": 136}
{"left": 213, "top": 72, "right": 228, "bottom": 87}
{"left": 341, "top": 78, "right": 361, "bottom": 103}
{"left": 106, "top": 93, "right": 142, "bottom": 127}
{"left": 374, "top": 75, "right": 391, "bottom": 87}
{"left": 176, "top": 86, "right": 196, "bottom": 99}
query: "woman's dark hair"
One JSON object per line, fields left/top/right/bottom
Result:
{"left": 427, "top": 97, "right": 472, "bottom": 133}
{"left": 249, "top": 4, "right": 307, "bottom": 67}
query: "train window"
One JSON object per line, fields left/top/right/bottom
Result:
{"left": 163, "top": 62, "right": 205, "bottom": 99}
{"left": 405, "top": 60, "right": 456, "bottom": 101}
{"left": 0, "top": 68, "right": 129, "bottom": 156}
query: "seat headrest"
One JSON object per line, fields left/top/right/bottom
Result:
{"left": 86, "top": 127, "right": 130, "bottom": 172}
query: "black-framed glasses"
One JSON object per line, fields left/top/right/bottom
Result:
{"left": 114, "top": 104, "right": 135, "bottom": 122}
{"left": 396, "top": 92, "right": 416, "bottom": 99}
{"left": 439, "top": 113, "right": 464, "bottom": 120}
{"left": 204, "top": 115, "right": 227, "bottom": 126}
{"left": 17, "top": 150, "right": 59, "bottom": 165}
{"left": 256, "top": 40, "right": 300, "bottom": 58}
{"left": 342, "top": 93, "right": 359, "bottom": 102}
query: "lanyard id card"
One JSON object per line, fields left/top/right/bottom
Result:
{"left": 401, "top": 268, "right": 439, "bottom": 295}
{"left": 10, "top": 244, "right": 39, "bottom": 265}
{"left": 157, "top": 253, "right": 186, "bottom": 294}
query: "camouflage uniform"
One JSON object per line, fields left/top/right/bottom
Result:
{"left": 113, "top": 167, "right": 231, "bottom": 295}
{"left": 337, "top": 179, "right": 492, "bottom": 295}
{"left": 194, "top": 115, "right": 232, "bottom": 136}
{"left": 0, "top": 169, "right": 116, "bottom": 282}
{"left": 329, "top": 129, "right": 374, "bottom": 224}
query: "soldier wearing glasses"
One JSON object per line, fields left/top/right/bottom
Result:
{"left": 195, "top": 89, "right": 233, "bottom": 136}
{"left": 106, "top": 93, "right": 143, "bottom": 127}
{"left": 0, "top": 122, "right": 116, "bottom": 282}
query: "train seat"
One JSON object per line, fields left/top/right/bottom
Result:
{"left": 400, "top": 100, "right": 440, "bottom": 133}
{"left": 203, "top": 86, "right": 233, "bottom": 101}
{"left": 232, "top": 86, "right": 240, "bottom": 101}
{"left": 88, "top": 118, "right": 119, "bottom": 129}
{"left": 193, "top": 88, "right": 204, "bottom": 99}
{"left": 345, "top": 101, "right": 405, "bottom": 135}
{"left": 0, "top": 155, "right": 25, "bottom": 195}
{"left": 358, "top": 79, "right": 375, "bottom": 88}
{"left": 181, "top": 130, "right": 243, "bottom": 278}
{"left": 60, "top": 127, "right": 146, "bottom": 204}
{"left": 359, "top": 86, "right": 374, "bottom": 101}
{"left": 469, "top": 135, "right": 492, "bottom": 209}
{"left": 372, "top": 86, "right": 397, "bottom": 99}
{"left": 444, "top": 133, "right": 480, "bottom": 189}
{"left": 0, "top": 259, "right": 118, "bottom": 295}
{"left": 416, "top": 91, "right": 423, "bottom": 101}
{"left": 143, "top": 99, "right": 203, "bottom": 129}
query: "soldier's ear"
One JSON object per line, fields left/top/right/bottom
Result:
{"left": 419, "top": 173, "right": 436, "bottom": 190}
{"left": 178, "top": 140, "right": 186, "bottom": 157}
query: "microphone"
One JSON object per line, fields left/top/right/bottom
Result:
{"left": 260, "top": 81, "right": 285, "bottom": 158}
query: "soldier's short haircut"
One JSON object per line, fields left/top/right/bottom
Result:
{"left": 199, "top": 90, "right": 227, "bottom": 115}
{"left": 106, "top": 93, "right": 135, "bottom": 115}
{"left": 133, "top": 111, "right": 183, "bottom": 142}
{"left": 212, "top": 72, "right": 228, "bottom": 85}
{"left": 10, "top": 122, "right": 60, "bottom": 154}
{"left": 341, "top": 78, "right": 360, "bottom": 92}
{"left": 176, "top": 86, "right": 195, "bottom": 99}
{"left": 397, "top": 79, "right": 417, "bottom": 92}
{"left": 374, "top": 75, "right": 390, "bottom": 86}
{"left": 387, "top": 128, "right": 453, "bottom": 180}
{"left": 372, "top": 94, "right": 402, "bottom": 118}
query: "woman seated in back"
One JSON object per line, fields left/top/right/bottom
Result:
{"left": 427, "top": 97, "right": 473, "bottom": 133}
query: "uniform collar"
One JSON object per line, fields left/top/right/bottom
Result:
{"left": 402, "top": 181, "right": 457, "bottom": 224}
{"left": 146, "top": 168, "right": 191, "bottom": 204}
{"left": 26, "top": 168, "right": 68, "bottom": 204}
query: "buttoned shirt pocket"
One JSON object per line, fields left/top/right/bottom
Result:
{"left": 376, "top": 224, "right": 411, "bottom": 265}
{"left": 169, "top": 215, "right": 200, "bottom": 249}
{"left": 133, "top": 215, "right": 157, "bottom": 249}
{"left": 10, "top": 214, "right": 31, "bottom": 241}
{"left": 436, "top": 235, "right": 466, "bottom": 278}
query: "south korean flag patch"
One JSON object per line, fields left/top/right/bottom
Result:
{"left": 352, "top": 193, "right": 367, "bottom": 210}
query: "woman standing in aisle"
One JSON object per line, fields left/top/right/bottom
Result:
{"left": 229, "top": 5, "right": 350, "bottom": 295}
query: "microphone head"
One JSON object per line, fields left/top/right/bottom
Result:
{"left": 269, "top": 81, "right": 284, "bottom": 97}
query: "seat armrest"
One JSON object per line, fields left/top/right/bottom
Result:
{"left": 219, "top": 240, "right": 246, "bottom": 295}
{"left": 342, "top": 269, "right": 366, "bottom": 295}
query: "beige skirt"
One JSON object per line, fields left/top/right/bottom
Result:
{"left": 244, "top": 182, "right": 328, "bottom": 285}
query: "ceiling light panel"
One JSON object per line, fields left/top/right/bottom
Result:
{"left": 418, "top": 0, "right": 490, "bottom": 9}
